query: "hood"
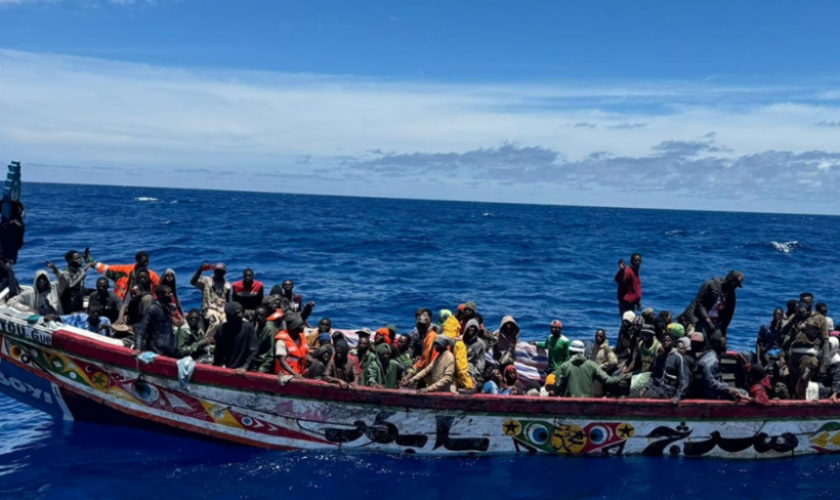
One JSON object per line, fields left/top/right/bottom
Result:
{"left": 498, "top": 315, "right": 520, "bottom": 336}
{"left": 33, "top": 269, "right": 50, "bottom": 291}
{"left": 225, "top": 301, "right": 243, "bottom": 317}
{"left": 465, "top": 318, "right": 480, "bottom": 332}
{"left": 570, "top": 353, "right": 587, "bottom": 365}
{"left": 269, "top": 285, "right": 283, "bottom": 296}
{"left": 163, "top": 268, "right": 177, "bottom": 282}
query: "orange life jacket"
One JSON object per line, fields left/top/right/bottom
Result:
{"left": 274, "top": 330, "right": 308, "bottom": 376}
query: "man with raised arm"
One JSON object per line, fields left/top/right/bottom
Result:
{"left": 88, "top": 250, "right": 160, "bottom": 300}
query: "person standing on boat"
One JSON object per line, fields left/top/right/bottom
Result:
{"left": 695, "top": 333, "right": 750, "bottom": 402}
{"left": 783, "top": 294, "right": 831, "bottom": 399}
{"left": 133, "top": 285, "right": 177, "bottom": 358}
{"left": 553, "top": 340, "right": 623, "bottom": 398}
{"left": 214, "top": 302, "right": 257, "bottom": 375}
{"left": 8, "top": 270, "right": 63, "bottom": 316}
{"left": 191, "top": 262, "right": 232, "bottom": 325}
{"left": 89, "top": 250, "right": 160, "bottom": 301}
{"left": 681, "top": 270, "right": 744, "bottom": 336}
{"left": 160, "top": 269, "right": 184, "bottom": 321}
{"left": 88, "top": 277, "right": 122, "bottom": 323}
{"left": 274, "top": 313, "right": 308, "bottom": 379}
{"left": 232, "top": 268, "right": 264, "bottom": 320}
{"left": 251, "top": 306, "right": 278, "bottom": 373}
{"left": 46, "top": 249, "right": 91, "bottom": 314}
{"left": 0, "top": 200, "right": 24, "bottom": 299}
{"left": 323, "top": 335, "right": 361, "bottom": 387}
{"left": 615, "top": 253, "right": 643, "bottom": 316}
{"left": 279, "top": 280, "right": 315, "bottom": 322}
{"left": 530, "top": 320, "right": 571, "bottom": 374}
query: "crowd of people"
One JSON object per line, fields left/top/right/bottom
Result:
{"left": 3, "top": 248, "right": 839, "bottom": 405}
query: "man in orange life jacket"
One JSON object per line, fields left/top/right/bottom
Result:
{"left": 275, "top": 313, "right": 308, "bottom": 380}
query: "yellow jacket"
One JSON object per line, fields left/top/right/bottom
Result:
{"left": 441, "top": 316, "right": 474, "bottom": 389}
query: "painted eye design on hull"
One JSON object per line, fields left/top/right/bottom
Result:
{"left": 587, "top": 424, "right": 614, "bottom": 445}
{"left": 526, "top": 423, "right": 550, "bottom": 446}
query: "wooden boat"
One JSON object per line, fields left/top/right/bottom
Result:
{"left": 3, "top": 307, "right": 840, "bottom": 458}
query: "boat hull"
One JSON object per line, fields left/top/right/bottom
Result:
{"left": 2, "top": 312, "right": 840, "bottom": 458}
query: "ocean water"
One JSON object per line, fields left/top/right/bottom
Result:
{"left": 2, "top": 182, "right": 840, "bottom": 499}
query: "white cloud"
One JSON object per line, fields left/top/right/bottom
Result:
{"left": 2, "top": 49, "right": 840, "bottom": 213}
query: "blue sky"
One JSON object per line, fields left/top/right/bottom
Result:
{"left": 1, "top": 0, "right": 840, "bottom": 214}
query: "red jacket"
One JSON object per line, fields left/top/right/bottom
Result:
{"left": 749, "top": 376, "right": 773, "bottom": 406}
{"left": 615, "top": 266, "right": 642, "bottom": 304}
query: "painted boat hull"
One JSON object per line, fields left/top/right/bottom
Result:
{"left": 2, "top": 312, "right": 840, "bottom": 458}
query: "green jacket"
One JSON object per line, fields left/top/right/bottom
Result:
{"left": 536, "top": 334, "right": 571, "bottom": 372}
{"left": 383, "top": 359, "right": 405, "bottom": 389}
{"left": 358, "top": 350, "right": 384, "bottom": 386}
{"left": 252, "top": 322, "right": 278, "bottom": 373}
{"left": 554, "top": 354, "right": 621, "bottom": 398}
{"left": 174, "top": 326, "right": 209, "bottom": 358}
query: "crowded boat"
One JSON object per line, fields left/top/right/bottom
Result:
{"left": 1, "top": 244, "right": 837, "bottom": 406}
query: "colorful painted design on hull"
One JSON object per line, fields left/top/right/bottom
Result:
{"left": 3, "top": 318, "right": 840, "bottom": 457}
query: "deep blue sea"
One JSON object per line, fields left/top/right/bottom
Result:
{"left": 3, "top": 182, "right": 840, "bottom": 499}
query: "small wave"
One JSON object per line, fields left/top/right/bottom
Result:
{"left": 169, "top": 200, "right": 178, "bottom": 204}
{"left": 483, "top": 213, "right": 494, "bottom": 217}
{"left": 135, "top": 197, "right": 159, "bottom": 202}
{"left": 771, "top": 241, "right": 800, "bottom": 254}
{"left": 665, "top": 229, "right": 684, "bottom": 236}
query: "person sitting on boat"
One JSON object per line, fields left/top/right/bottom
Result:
{"left": 589, "top": 329, "right": 618, "bottom": 396}
{"left": 409, "top": 308, "right": 435, "bottom": 358}
{"left": 274, "top": 312, "right": 308, "bottom": 379}
{"left": 695, "top": 333, "right": 751, "bottom": 402}
{"left": 212, "top": 302, "right": 257, "bottom": 375}
{"left": 755, "top": 308, "right": 785, "bottom": 367}
{"left": 191, "top": 262, "right": 231, "bottom": 325}
{"left": 402, "top": 336, "right": 455, "bottom": 394}
{"left": 442, "top": 319, "right": 476, "bottom": 392}
{"left": 8, "top": 270, "right": 64, "bottom": 316}
{"left": 323, "top": 335, "right": 360, "bottom": 388}
{"left": 133, "top": 285, "right": 177, "bottom": 358}
{"left": 306, "top": 344, "right": 334, "bottom": 381}
{"left": 89, "top": 277, "right": 122, "bottom": 323}
{"left": 783, "top": 294, "right": 831, "bottom": 399}
{"left": 374, "top": 327, "right": 394, "bottom": 351}
{"left": 231, "top": 268, "right": 264, "bottom": 320}
{"left": 251, "top": 306, "right": 278, "bottom": 374}
{"left": 639, "top": 332, "right": 690, "bottom": 403}
{"left": 457, "top": 302, "right": 478, "bottom": 334}
{"left": 376, "top": 342, "right": 405, "bottom": 389}
{"left": 681, "top": 270, "right": 744, "bottom": 337}
{"left": 46, "top": 249, "right": 91, "bottom": 314}
{"left": 818, "top": 337, "right": 840, "bottom": 402}
{"left": 623, "top": 327, "right": 663, "bottom": 396}
{"left": 414, "top": 314, "right": 440, "bottom": 374}
{"left": 492, "top": 315, "right": 521, "bottom": 370}
{"left": 89, "top": 250, "right": 160, "bottom": 301}
{"left": 394, "top": 334, "right": 414, "bottom": 372}
{"left": 59, "top": 301, "right": 112, "bottom": 336}
{"left": 667, "top": 323, "right": 686, "bottom": 341}
{"left": 748, "top": 364, "right": 774, "bottom": 406}
{"left": 530, "top": 320, "right": 571, "bottom": 374}
{"left": 305, "top": 317, "right": 333, "bottom": 351}
{"left": 116, "top": 285, "right": 153, "bottom": 332}
{"left": 354, "top": 330, "right": 384, "bottom": 387}
{"left": 482, "top": 365, "right": 521, "bottom": 395}
{"left": 279, "top": 280, "right": 315, "bottom": 322}
{"left": 614, "top": 311, "right": 641, "bottom": 370}
{"left": 553, "top": 340, "right": 624, "bottom": 398}
{"left": 464, "top": 320, "right": 487, "bottom": 387}
{"left": 160, "top": 269, "right": 184, "bottom": 321}
{"left": 174, "top": 308, "right": 213, "bottom": 363}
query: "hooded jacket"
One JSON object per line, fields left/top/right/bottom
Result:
{"left": 213, "top": 302, "right": 258, "bottom": 370}
{"left": 553, "top": 354, "right": 621, "bottom": 398}
{"left": 493, "top": 316, "right": 520, "bottom": 366}
{"left": 9, "top": 270, "right": 64, "bottom": 316}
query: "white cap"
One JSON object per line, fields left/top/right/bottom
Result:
{"left": 622, "top": 311, "right": 636, "bottom": 322}
{"left": 570, "top": 340, "right": 585, "bottom": 353}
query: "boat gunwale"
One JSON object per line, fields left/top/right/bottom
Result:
{"left": 27, "top": 326, "right": 840, "bottom": 421}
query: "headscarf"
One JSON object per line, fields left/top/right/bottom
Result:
{"left": 269, "top": 285, "right": 283, "bottom": 296}
{"left": 163, "top": 268, "right": 177, "bottom": 286}
{"left": 667, "top": 323, "right": 686, "bottom": 339}
{"left": 315, "top": 344, "right": 335, "bottom": 361}
{"left": 375, "top": 342, "right": 392, "bottom": 366}
{"left": 221, "top": 302, "right": 244, "bottom": 335}
{"left": 375, "top": 327, "right": 392, "bottom": 345}
{"left": 438, "top": 309, "right": 452, "bottom": 325}
{"left": 334, "top": 338, "right": 350, "bottom": 357}
{"left": 503, "top": 365, "right": 518, "bottom": 379}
